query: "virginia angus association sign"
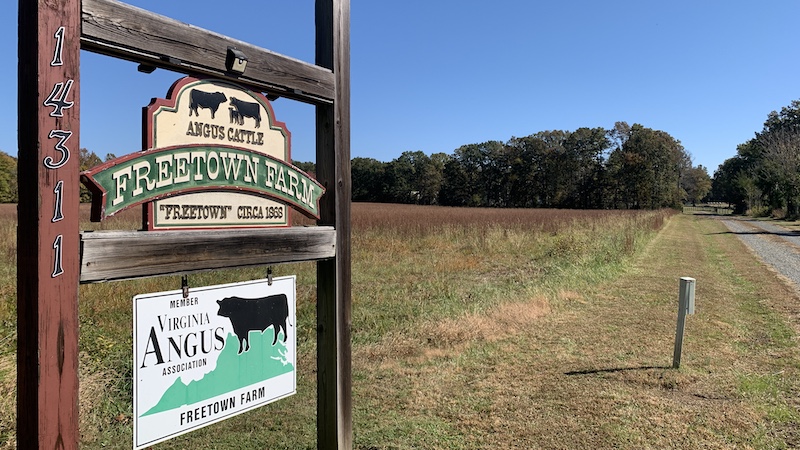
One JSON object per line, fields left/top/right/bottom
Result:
{"left": 81, "top": 77, "right": 324, "bottom": 229}
{"left": 133, "top": 277, "right": 297, "bottom": 449}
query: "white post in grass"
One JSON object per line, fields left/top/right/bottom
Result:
{"left": 672, "top": 277, "right": 696, "bottom": 368}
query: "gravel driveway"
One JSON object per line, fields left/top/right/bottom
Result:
{"left": 719, "top": 217, "right": 800, "bottom": 290}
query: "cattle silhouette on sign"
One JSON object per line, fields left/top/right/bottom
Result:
{"left": 228, "top": 106, "right": 242, "bottom": 126}
{"left": 229, "top": 96, "right": 261, "bottom": 128}
{"left": 188, "top": 89, "right": 227, "bottom": 119}
{"left": 217, "top": 294, "right": 289, "bottom": 354}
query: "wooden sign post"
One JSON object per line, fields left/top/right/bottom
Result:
{"left": 18, "top": 0, "right": 81, "bottom": 448}
{"left": 18, "top": 0, "right": 351, "bottom": 448}
{"left": 315, "top": 1, "right": 352, "bottom": 446}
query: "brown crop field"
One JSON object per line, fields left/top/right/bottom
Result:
{"left": 1, "top": 204, "right": 799, "bottom": 449}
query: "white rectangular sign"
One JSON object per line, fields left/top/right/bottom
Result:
{"left": 133, "top": 277, "right": 296, "bottom": 449}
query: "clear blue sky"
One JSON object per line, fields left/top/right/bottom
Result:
{"left": 3, "top": 1, "right": 799, "bottom": 174}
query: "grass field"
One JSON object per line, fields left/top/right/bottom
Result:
{"left": 1, "top": 204, "right": 799, "bottom": 449}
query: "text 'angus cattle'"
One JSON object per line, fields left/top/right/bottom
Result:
{"left": 216, "top": 294, "right": 289, "bottom": 353}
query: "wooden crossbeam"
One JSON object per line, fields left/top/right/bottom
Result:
{"left": 80, "top": 227, "right": 336, "bottom": 283}
{"left": 82, "top": 0, "right": 336, "bottom": 104}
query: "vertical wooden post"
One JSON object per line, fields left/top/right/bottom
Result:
{"left": 315, "top": 0, "right": 352, "bottom": 449}
{"left": 17, "top": 0, "right": 81, "bottom": 448}
{"left": 672, "top": 277, "right": 695, "bottom": 369}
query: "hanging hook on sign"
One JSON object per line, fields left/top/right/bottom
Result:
{"left": 181, "top": 275, "right": 190, "bottom": 299}
{"left": 267, "top": 266, "right": 273, "bottom": 286}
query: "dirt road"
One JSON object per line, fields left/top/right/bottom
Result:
{"left": 719, "top": 216, "right": 800, "bottom": 291}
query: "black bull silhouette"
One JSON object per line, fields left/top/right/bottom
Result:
{"left": 229, "top": 96, "right": 261, "bottom": 128}
{"left": 188, "top": 89, "right": 227, "bottom": 119}
{"left": 217, "top": 294, "right": 289, "bottom": 354}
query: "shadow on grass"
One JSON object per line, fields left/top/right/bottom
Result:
{"left": 564, "top": 365, "right": 670, "bottom": 376}
{"left": 708, "top": 229, "right": 800, "bottom": 237}
{"left": 708, "top": 217, "right": 800, "bottom": 237}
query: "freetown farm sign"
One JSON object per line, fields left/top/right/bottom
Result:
{"left": 81, "top": 77, "right": 324, "bottom": 229}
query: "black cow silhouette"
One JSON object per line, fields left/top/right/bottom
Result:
{"left": 217, "top": 294, "right": 289, "bottom": 353}
{"left": 188, "top": 89, "right": 227, "bottom": 119}
{"left": 228, "top": 106, "right": 243, "bottom": 125}
{"left": 229, "top": 97, "right": 261, "bottom": 128}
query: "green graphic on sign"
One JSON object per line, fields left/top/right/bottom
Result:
{"left": 143, "top": 331, "right": 294, "bottom": 416}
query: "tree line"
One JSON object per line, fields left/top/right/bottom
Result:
{"left": 0, "top": 122, "right": 713, "bottom": 211}
{"left": 351, "top": 122, "right": 711, "bottom": 209}
{"left": 711, "top": 99, "right": 800, "bottom": 218}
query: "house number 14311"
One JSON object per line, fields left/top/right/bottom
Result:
{"left": 45, "top": 26, "right": 71, "bottom": 278}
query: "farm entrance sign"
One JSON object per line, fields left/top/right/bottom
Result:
{"left": 134, "top": 277, "right": 297, "bottom": 449}
{"left": 81, "top": 77, "right": 324, "bottom": 229}
{"left": 19, "top": 1, "right": 350, "bottom": 448}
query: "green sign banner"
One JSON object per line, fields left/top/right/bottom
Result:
{"left": 81, "top": 144, "right": 325, "bottom": 220}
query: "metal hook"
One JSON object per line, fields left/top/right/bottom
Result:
{"left": 267, "top": 266, "right": 273, "bottom": 286}
{"left": 181, "top": 275, "right": 189, "bottom": 299}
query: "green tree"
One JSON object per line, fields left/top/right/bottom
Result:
{"left": 604, "top": 122, "right": 632, "bottom": 209}
{"left": 711, "top": 148, "right": 760, "bottom": 214}
{"left": 79, "top": 148, "right": 103, "bottom": 202}
{"left": 427, "top": 152, "right": 451, "bottom": 205}
{"left": 0, "top": 151, "right": 18, "bottom": 203}
{"left": 608, "top": 121, "right": 631, "bottom": 151}
{"left": 682, "top": 165, "right": 712, "bottom": 205}
{"left": 351, "top": 157, "right": 386, "bottom": 202}
{"left": 293, "top": 160, "right": 316, "bottom": 175}
{"left": 763, "top": 99, "right": 800, "bottom": 135}
{"left": 529, "top": 130, "right": 569, "bottom": 207}
{"left": 384, "top": 152, "right": 417, "bottom": 203}
{"left": 439, "top": 157, "right": 472, "bottom": 206}
{"left": 607, "top": 124, "right": 687, "bottom": 209}
{"left": 478, "top": 141, "right": 510, "bottom": 207}
{"left": 719, "top": 99, "right": 800, "bottom": 218}
{"left": 758, "top": 129, "right": 800, "bottom": 218}
{"left": 505, "top": 135, "right": 546, "bottom": 207}
{"left": 562, "top": 127, "right": 611, "bottom": 208}
{"left": 440, "top": 143, "right": 499, "bottom": 207}
{"left": 756, "top": 99, "right": 800, "bottom": 218}
{"left": 382, "top": 151, "right": 444, "bottom": 204}
{"left": 414, "top": 152, "right": 445, "bottom": 205}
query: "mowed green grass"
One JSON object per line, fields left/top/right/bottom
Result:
{"left": 1, "top": 204, "right": 799, "bottom": 449}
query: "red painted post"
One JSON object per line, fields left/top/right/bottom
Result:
{"left": 18, "top": 0, "right": 81, "bottom": 448}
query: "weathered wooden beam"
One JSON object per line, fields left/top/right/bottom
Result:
{"left": 18, "top": 0, "right": 81, "bottom": 447}
{"left": 316, "top": 0, "right": 352, "bottom": 448}
{"left": 81, "top": 0, "right": 335, "bottom": 104}
{"left": 80, "top": 227, "right": 336, "bottom": 283}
